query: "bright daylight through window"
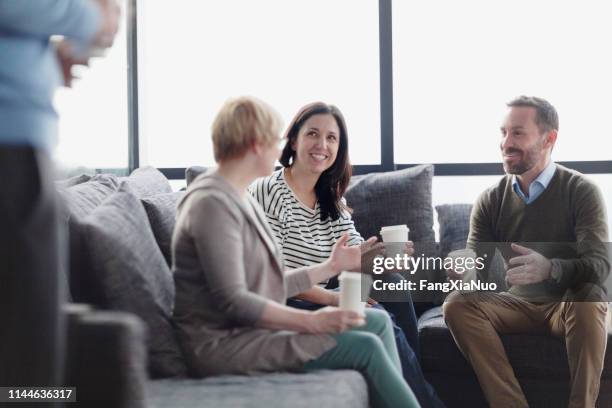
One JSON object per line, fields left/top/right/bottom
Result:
{"left": 137, "top": 0, "right": 380, "bottom": 168}
{"left": 393, "top": 0, "right": 612, "bottom": 164}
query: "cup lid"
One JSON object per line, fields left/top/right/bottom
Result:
{"left": 380, "top": 225, "right": 409, "bottom": 233}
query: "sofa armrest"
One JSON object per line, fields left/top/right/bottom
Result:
{"left": 64, "top": 305, "right": 148, "bottom": 408}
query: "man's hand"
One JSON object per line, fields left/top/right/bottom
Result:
{"left": 445, "top": 268, "right": 463, "bottom": 281}
{"left": 55, "top": 40, "right": 90, "bottom": 87}
{"left": 506, "top": 243, "right": 552, "bottom": 285}
{"left": 93, "top": 0, "right": 121, "bottom": 49}
{"left": 444, "top": 248, "right": 476, "bottom": 281}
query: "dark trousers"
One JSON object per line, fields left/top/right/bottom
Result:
{"left": 288, "top": 289, "right": 445, "bottom": 408}
{"left": 0, "top": 146, "right": 65, "bottom": 393}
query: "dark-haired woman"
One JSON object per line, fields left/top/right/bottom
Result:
{"left": 250, "top": 102, "right": 445, "bottom": 408}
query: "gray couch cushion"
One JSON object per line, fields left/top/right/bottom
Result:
{"left": 123, "top": 166, "right": 172, "bottom": 198}
{"left": 147, "top": 370, "right": 368, "bottom": 408}
{"left": 141, "top": 192, "right": 185, "bottom": 266}
{"left": 80, "top": 182, "right": 187, "bottom": 378}
{"left": 436, "top": 203, "right": 472, "bottom": 258}
{"left": 345, "top": 165, "right": 436, "bottom": 244}
{"left": 418, "top": 306, "right": 612, "bottom": 380}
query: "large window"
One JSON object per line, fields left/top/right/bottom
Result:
{"left": 137, "top": 0, "right": 381, "bottom": 168}
{"left": 54, "top": 0, "right": 129, "bottom": 171}
{"left": 392, "top": 0, "right": 612, "bottom": 164}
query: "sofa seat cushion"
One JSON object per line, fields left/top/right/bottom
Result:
{"left": 147, "top": 370, "right": 368, "bottom": 408}
{"left": 80, "top": 182, "right": 187, "bottom": 378}
{"left": 418, "top": 306, "right": 612, "bottom": 380}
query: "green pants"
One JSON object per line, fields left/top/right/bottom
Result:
{"left": 303, "top": 308, "right": 420, "bottom": 408}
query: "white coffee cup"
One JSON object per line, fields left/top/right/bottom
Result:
{"left": 380, "top": 225, "right": 410, "bottom": 259}
{"left": 339, "top": 271, "right": 364, "bottom": 313}
{"left": 380, "top": 225, "right": 410, "bottom": 242}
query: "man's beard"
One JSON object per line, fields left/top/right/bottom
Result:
{"left": 502, "top": 142, "right": 543, "bottom": 175}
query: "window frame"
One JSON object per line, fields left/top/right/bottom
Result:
{"left": 124, "top": 0, "right": 612, "bottom": 179}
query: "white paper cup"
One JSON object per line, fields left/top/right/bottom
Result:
{"left": 380, "top": 225, "right": 409, "bottom": 259}
{"left": 339, "top": 271, "right": 364, "bottom": 313}
{"left": 380, "top": 225, "right": 409, "bottom": 242}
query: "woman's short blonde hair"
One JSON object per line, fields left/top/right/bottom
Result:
{"left": 211, "top": 96, "right": 283, "bottom": 162}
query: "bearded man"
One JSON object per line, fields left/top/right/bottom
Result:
{"left": 443, "top": 96, "right": 609, "bottom": 408}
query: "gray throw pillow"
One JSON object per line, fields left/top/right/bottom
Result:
{"left": 185, "top": 166, "right": 207, "bottom": 186}
{"left": 80, "top": 183, "right": 187, "bottom": 378}
{"left": 56, "top": 173, "right": 92, "bottom": 188}
{"left": 435, "top": 203, "right": 508, "bottom": 295}
{"left": 345, "top": 165, "right": 436, "bottom": 244}
{"left": 141, "top": 192, "right": 185, "bottom": 266}
{"left": 435, "top": 203, "right": 473, "bottom": 258}
{"left": 58, "top": 174, "right": 120, "bottom": 220}
{"left": 57, "top": 174, "right": 121, "bottom": 304}
{"left": 123, "top": 166, "right": 172, "bottom": 198}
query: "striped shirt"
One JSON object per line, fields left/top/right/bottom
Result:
{"left": 249, "top": 169, "right": 363, "bottom": 273}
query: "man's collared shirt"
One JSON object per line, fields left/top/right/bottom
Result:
{"left": 512, "top": 161, "right": 557, "bottom": 204}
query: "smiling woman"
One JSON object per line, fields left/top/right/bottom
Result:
{"left": 250, "top": 102, "right": 446, "bottom": 408}
{"left": 279, "top": 102, "right": 352, "bottom": 221}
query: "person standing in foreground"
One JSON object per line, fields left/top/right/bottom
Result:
{"left": 0, "top": 0, "right": 120, "bottom": 391}
{"left": 443, "top": 96, "right": 609, "bottom": 408}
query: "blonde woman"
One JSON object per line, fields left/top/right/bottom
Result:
{"left": 172, "top": 96, "right": 419, "bottom": 408}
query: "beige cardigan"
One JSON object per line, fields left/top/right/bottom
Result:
{"left": 172, "top": 172, "right": 336, "bottom": 377}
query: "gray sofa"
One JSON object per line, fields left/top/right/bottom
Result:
{"left": 58, "top": 166, "right": 367, "bottom": 408}
{"left": 58, "top": 165, "right": 612, "bottom": 408}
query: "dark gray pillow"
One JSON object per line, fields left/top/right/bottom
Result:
{"left": 435, "top": 203, "right": 508, "bottom": 295}
{"left": 185, "top": 166, "right": 207, "bottom": 186}
{"left": 123, "top": 166, "right": 172, "bottom": 198}
{"left": 80, "top": 182, "right": 187, "bottom": 378}
{"left": 436, "top": 203, "right": 473, "bottom": 258}
{"left": 345, "top": 165, "right": 436, "bottom": 244}
{"left": 141, "top": 192, "right": 185, "bottom": 266}
{"left": 57, "top": 174, "right": 122, "bottom": 304}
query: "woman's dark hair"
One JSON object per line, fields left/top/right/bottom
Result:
{"left": 279, "top": 102, "right": 352, "bottom": 221}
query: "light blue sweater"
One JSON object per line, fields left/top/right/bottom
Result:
{"left": 0, "top": 0, "right": 101, "bottom": 151}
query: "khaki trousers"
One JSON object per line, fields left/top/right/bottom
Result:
{"left": 443, "top": 290, "right": 608, "bottom": 408}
